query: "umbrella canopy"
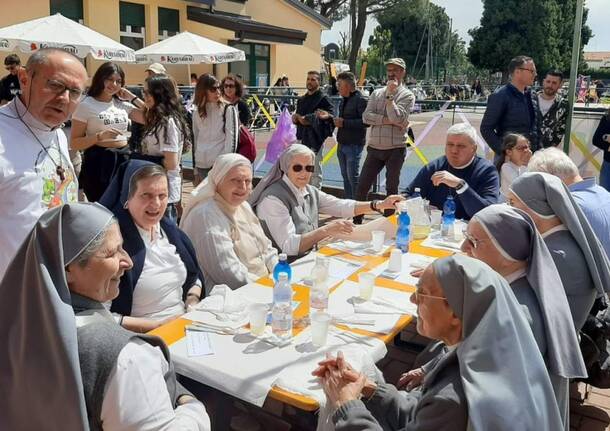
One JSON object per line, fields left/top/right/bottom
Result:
{"left": 0, "top": 13, "right": 135, "bottom": 62}
{"left": 134, "top": 31, "right": 245, "bottom": 64}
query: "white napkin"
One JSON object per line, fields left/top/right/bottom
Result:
{"left": 191, "top": 284, "right": 250, "bottom": 322}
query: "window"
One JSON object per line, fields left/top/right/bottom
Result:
{"left": 229, "top": 42, "right": 270, "bottom": 87}
{"left": 50, "top": 0, "right": 83, "bottom": 23}
{"left": 158, "top": 7, "right": 179, "bottom": 41}
{"left": 119, "top": 1, "right": 145, "bottom": 50}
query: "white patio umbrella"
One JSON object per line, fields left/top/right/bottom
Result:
{"left": 134, "top": 31, "right": 245, "bottom": 65}
{"left": 0, "top": 13, "right": 135, "bottom": 62}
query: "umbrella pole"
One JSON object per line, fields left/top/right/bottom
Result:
{"left": 188, "top": 63, "right": 192, "bottom": 86}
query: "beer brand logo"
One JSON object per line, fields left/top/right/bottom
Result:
{"left": 0, "top": 39, "right": 9, "bottom": 48}
{"left": 166, "top": 55, "right": 193, "bottom": 63}
{"left": 102, "top": 49, "right": 129, "bottom": 59}
{"left": 39, "top": 42, "right": 78, "bottom": 55}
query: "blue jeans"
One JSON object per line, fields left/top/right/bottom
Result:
{"left": 337, "top": 144, "right": 364, "bottom": 199}
{"left": 600, "top": 160, "right": 610, "bottom": 192}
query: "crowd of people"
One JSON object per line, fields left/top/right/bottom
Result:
{"left": 2, "top": 47, "right": 610, "bottom": 430}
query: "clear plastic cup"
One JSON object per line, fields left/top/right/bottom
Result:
{"left": 371, "top": 230, "right": 385, "bottom": 252}
{"left": 311, "top": 312, "right": 331, "bottom": 347}
{"left": 388, "top": 249, "right": 403, "bottom": 273}
{"left": 430, "top": 209, "right": 443, "bottom": 230}
{"left": 248, "top": 303, "right": 268, "bottom": 336}
{"left": 359, "top": 272, "right": 376, "bottom": 300}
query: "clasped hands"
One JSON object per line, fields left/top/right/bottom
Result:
{"left": 431, "top": 170, "right": 462, "bottom": 189}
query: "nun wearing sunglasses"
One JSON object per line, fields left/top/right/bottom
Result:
{"left": 250, "top": 144, "right": 404, "bottom": 260}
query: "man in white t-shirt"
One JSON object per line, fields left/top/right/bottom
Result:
{"left": 533, "top": 70, "right": 569, "bottom": 149}
{"left": 0, "top": 48, "right": 87, "bottom": 278}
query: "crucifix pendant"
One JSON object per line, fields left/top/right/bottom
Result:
{"left": 56, "top": 166, "right": 66, "bottom": 182}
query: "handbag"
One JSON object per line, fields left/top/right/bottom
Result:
{"left": 578, "top": 296, "right": 610, "bottom": 388}
{"left": 237, "top": 125, "right": 256, "bottom": 162}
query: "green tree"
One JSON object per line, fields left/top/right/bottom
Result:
{"left": 468, "top": 0, "right": 592, "bottom": 82}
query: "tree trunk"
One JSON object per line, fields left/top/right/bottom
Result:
{"left": 348, "top": 0, "right": 368, "bottom": 72}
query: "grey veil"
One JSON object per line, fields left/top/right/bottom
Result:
{"left": 472, "top": 204, "right": 586, "bottom": 378}
{"left": 434, "top": 255, "right": 563, "bottom": 430}
{"left": 511, "top": 171, "right": 610, "bottom": 295}
{"left": 0, "top": 203, "right": 115, "bottom": 431}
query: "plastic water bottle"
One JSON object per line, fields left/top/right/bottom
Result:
{"left": 396, "top": 204, "right": 411, "bottom": 253}
{"left": 272, "top": 273, "right": 293, "bottom": 339}
{"left": 273, "top": 253, "right": 292, "bottom": 282}
{"left": 412, "top": 187, "right": 421, "bottom": 199}
{"left": 310, "top": 255, "right": 329, "bottom": 314}
{"left": 441, "top": 195, "right": 456, "bottom": 240}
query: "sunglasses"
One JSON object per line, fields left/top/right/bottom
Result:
{"left": 209, "top": 85, "right": 221, "bottom": 92}
{"left": 292, "top": 164, "right": 315, "bottom": 173}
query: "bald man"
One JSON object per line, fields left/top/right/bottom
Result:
{"left": 0, "top": 48, "right": 88, "bottom": 278}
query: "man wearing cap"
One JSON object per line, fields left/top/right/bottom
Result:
{"left": 145, "top": 62, "right": 167, "bottom": 79}
{"left": 355, "top": 58, "right": 415, "bottom": 221}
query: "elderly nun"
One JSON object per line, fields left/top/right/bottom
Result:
{"left": 180, "top": 153, "right": 278, "bottom": 293}
{"left": 463, "top": 204, "right": 586, "bottom": 429}
{"left": 509, "top": 171, "right": 610, "bottom": 329}
{"left": 0, "top": 203, "right": 210, "bottom": 430}
{"left": 99, "top": 160, "right": 204, "bottom": 333}
{"left": 250, "top": 144, "right": 404, "bottom": 259}
{"left": 314, "top": 255, "right": 563, "bottom": 431}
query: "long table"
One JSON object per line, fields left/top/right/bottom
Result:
{"left": 149, "top": 239, "right": 452, "bottom": 412}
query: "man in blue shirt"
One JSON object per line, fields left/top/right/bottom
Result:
{"left": 403, "top": 123, "right": 500, "bottom": 220}
{"left": 527, "top": 147, "right": 610, "bottom": 260}
{"left": 480, "top": 55, "right": 538, "bottom": 159}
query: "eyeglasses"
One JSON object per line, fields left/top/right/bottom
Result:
{"left": 462, "top": 231, "right": 487, "bottom": 249}
{"left": 223, "top": 83, "right": 235, "bottom": 89}
{"left": 412, "top": 287, "right": 447, "bottom": 302}
{"left": 518, "top": 67, "right": 537, "bottom": 76}
{"left": 44, "top": 79, "right": 86, "bottom": 102}
{"left": 209, "top": 85, "right": 221, "bottom": 92}
{"left": 514, "top": 145, "right": 531, "bottom": 152}
{"left": 292, "top": 164, "right": 315, "bottom": 173}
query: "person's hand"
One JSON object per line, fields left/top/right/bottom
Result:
{"left": 185, "top": 295, "right": 201, "bottom": 311}
{"left": 431, "top": 171, "right": 463, "bottom": 188}
{"left": 97, "top": 128, "right": 124, "bottom": 141}
{"left": 333, "top": 117, "right": 344, "bottom": 128}
{"left": 410, "top": 268, "right": 424, "bottom": 278}
{"left": 377, "top": 194, "right": 405, "bottom": 211}
{"left": 386, "top": 80, "right": 399, "bottom": 96}
{"left": 317, "top": 110, "right": 331, "bottom": 120}
{"left": 292, "top": 113, "right": 300, "bottom": 124}
{"left": 397, "top": 367, "right": 426, "bottom": 391}
{"left": 176, "top": 395, "right": 196, "bottom": 406}
{"left": 312, "top": 352, "right": 360, "bottom": 381}
{"left": 117, "top": 87, "right": 136, "bottom": 102}
{"left": 323, "top": 219, "right": 354, "bottom": 237}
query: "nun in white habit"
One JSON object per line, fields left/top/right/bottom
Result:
{"left": 509, "top": 171, "right": 610, "bottom": 330}
{"left": 316, "top": 255, "right": 563, "bottom": 431}
{"left": 180, "top": 153, "right": 278, "bottom": 293}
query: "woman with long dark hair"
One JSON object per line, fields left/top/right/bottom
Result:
{"left": 192, "top": 73, "right": 237, "bottom": 183}
{"left": 134, "top": 74, "right": 190, "bottom": 220}
{"left": 221, "top": 73, "right": 251, "bottom": 126}
{"left": 71, "top": 62, "right": 145, "bottom": 202}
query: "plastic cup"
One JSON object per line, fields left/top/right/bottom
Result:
{"left": 248, "top": 303, "right": 268, "bottom": 336}
{"left": 359, "top": 272, "right": 376, "bottom": 300}
{"left": 311, "top": 312, "right": 331, "bottom": 347}
{"left": 388, "top": 249, "right": 403, "bottom": 273}
{"left": 430, "top": 209, "right": 442, "bottom": 230}
{"left": 371, "top": 230, "right": 385, "bottom": 252}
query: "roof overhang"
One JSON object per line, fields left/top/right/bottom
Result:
{"left": 187, "top": 6, "right": 308, "bottom": 45}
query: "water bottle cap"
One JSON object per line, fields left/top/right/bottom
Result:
{"left": 279, "top": 253, "right": 288, "bottom": 261}
{"left": 278, "top": 272, "right": 289, "bottom": 281}
{"left": 414, "top": 187, "right": 421, "bottom": 192}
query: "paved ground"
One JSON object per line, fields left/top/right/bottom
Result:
{"left": 182, "top": 180, "right": 610, "bottom": 430}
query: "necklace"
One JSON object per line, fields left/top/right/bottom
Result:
{"left": 1, "top": 100, "right": 66, "bottom": 181}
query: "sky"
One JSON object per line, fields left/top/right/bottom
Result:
{"left": 321, "top": 0, "right": 610, "bottom": 52}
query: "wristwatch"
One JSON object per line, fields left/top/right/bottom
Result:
{"left": 455, "top": 180, "right": 466, "bottom": 191}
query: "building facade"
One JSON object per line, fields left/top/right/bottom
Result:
{"left": 0, "top": 0, "right": 330, "bottom": 86}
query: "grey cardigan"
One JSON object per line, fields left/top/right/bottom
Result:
{"left": 332, "top": 349, "right": 467, "bottom": 431}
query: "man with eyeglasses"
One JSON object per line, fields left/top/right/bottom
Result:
{"left": 0, "top": 54, "right": 23, "bottom": 105}
{"left": 480, "top": 55, "right": 539, "bottom": 160}
{"left": 0, "top": 48, "right": 87, "bottom": 277}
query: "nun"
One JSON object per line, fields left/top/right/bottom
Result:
{"left": 99, "top": 160, "right": 204, "bottom": 333}
{"left": 509, "top": 171, "right": 610, "bottom": 329}
{"left": 314, "top": 255, "right": 563, "bottom": 431}
{"left": 0, "top": 203, "right": 210, "bottom": 430}
{"left": 180, "top": 153, "right": 278, "bottom": 293}
{"left": 464, "top": 204, "right": 586, "bottom": 429}
{"left": 250, "top": 144, "right": 404, "bottom": 259}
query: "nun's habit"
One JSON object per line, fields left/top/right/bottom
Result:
{"left": 333, "top": 255, "right": 563, "bottom": 431}
{"left": 473, "top": 204, "right": 586, "bottom": 429}
{"left": 99, "top": 159, "right": 204, "bottom": 315}
{"left": 0, "top": 203, "right": 115, "bottom": 430}
{"left": 511, "top": 172, "right": 610, "bottom": 329}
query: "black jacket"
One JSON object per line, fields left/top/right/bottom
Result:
{"left": 480, "top": 83, "right": 538, "bottom": 153}
{"left": 296, "top": 90, "right": 334, "bottom": 152}
{"left": 593, "top": 113, "right": 610, "bottom": 163}
{"left": 336, "top": 90, "right": 368, "bottom": 146}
